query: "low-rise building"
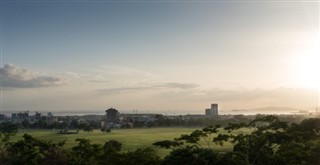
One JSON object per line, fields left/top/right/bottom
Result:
{"left": 11, "top": 111, "right": 29, "bottom": 123}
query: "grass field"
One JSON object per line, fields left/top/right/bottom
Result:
{"left": 14, "top": 127, "right": 238, "bottom": 157}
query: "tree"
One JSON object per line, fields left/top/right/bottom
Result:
{"left": 154, "top": 115, "right": 320, "bottom": 165}
{"left": 100, "top": 127, "right": 105, "bottom": 133}
{"left": 70, "top": 119, "right": 80, "bottom": 129}
{"left": 123, "top": 148, "right": 161, "bottom": 165}
{"left": 0, "top": 122, "right": 18, "bottom": 134}
{"left": 106, "top": 128, "right": 111, "bottom": 133}
{"left": 69, "top": 138, "right": 102, "bottom": 165}
{"left": 0, "top": 122, "right": 19, "bottom": 163}
{"left": 21, "top": 119, "right": 30, "bottom": 129}
{"left": 100, "top": 127, "right": 111, "bottom": 133}
{"left": 4, "top": 134, "right": 67, "bottom": 165}
{"left": 163, "top": 146, "right": 219, "bottom": 165}
{"left": 216, "top": 115, "right": 291, "bottom": 165}
{"left": 103, "top": 140, "right": 122, "bottom": 153}
{"left": 83, "top": 124, "right": 93, "bottom": 132}
{"left": 153, "top": 140, "right": 182, "bottom": 149}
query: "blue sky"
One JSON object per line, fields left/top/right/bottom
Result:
{"left": 1, "top": 0, "right": 319, "bottom": 113}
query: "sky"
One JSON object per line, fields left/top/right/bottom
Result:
{"left": 1, "top": 0, "right": 320, "bottom": 114}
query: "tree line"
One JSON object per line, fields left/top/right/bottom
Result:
{"left": 16, "top": 114, "right": 305, "bottom": 130}
{"left": 1, "top": 115, "right": 320, "bottom": 165}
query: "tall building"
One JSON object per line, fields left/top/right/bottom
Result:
{"left": 105, "top": 108, "right": 119, "bottom": 123}
{"left": 205, "top": 104, "right": 218, "bottom": 116}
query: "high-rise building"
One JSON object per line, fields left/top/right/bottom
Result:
{"left": 205, "top": 104, "right": 218, "bottom": 116}
{"left": 105, "top": 108, "right": 119, "bottom": 122}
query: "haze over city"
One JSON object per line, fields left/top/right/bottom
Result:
{"left": 1, "top": 0, "right": 319, "bottom": 114}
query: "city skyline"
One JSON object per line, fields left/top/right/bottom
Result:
{"left": 1, "top": 0, "right": 319, "bottom": 113}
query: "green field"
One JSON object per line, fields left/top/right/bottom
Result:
{"left": 15, "top": 127, "right": 237, "bottom": 157}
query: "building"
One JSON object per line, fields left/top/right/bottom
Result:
{"left": 101, "top": 108, "right": 120, "bottom": 128}
{"left": 119, "top": 114, "right": 160, "bottom": 123}
{"left": 0, "top": 114, "right": 7, "bottom": 121}
{"left": 205, "top": 109, "right": 212, "bottom": 116}
{"left": 11, "top": 111, "right": 29, "bottom": 123}
{"left": 205, "top": 104, "right": 219, "bottom": 116}
{"left": 106, "top": 108, "right": 119, "bottom": 123}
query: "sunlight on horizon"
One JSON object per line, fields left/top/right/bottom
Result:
{"left": 293, "top": 34, "right": 320, "bottom": 90}
{"left": 292, "top": 33, "right": 320, "bottom": 108}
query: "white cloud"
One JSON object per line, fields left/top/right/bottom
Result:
{"left": 1, "top": 64, "right": 65, "bottom": 88}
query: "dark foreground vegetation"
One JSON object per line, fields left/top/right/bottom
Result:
{"left": 1, "top": 115, "right": 320, "bottom": 165}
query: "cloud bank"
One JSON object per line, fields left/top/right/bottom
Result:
{"left": 1, "top": 64, "right": 64, "bottom": 88}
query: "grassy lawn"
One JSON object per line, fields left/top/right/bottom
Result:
{"left": 14, "top": 127, "right": 239, "bottom": 157}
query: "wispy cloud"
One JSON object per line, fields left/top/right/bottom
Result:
{"left": 85, "top": 65, "right": 156, "bottom": 85}
{"left": 98, "top": 82, "right": 198, "bottom": 94}
{"left": 91, "top": 65, "right": 154, "bottom": 79}
{"left": 1, "top": 64, "right": 65, "bottom": 88}
{"left": 157, "top": 83, "right": 198, "bottom": 89}
{"left": 88, "top": 80, "right": 111, "bottom": 83}
{"left": 64, "top": 72, "right": 82, "bottom": 79}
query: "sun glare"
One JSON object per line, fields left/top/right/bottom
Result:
{"left": 293, "top": 35, "right": 320, "bottom": 90}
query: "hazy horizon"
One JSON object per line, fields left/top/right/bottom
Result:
{"left": 0, "top": 105, "right": 313, "bottom": 116}
{"left": 1, "top": 0, "right": 319, "bottom": 113}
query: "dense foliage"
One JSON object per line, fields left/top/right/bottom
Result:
{"left": 1, "top": 116, "right": 320, "bottom": 165}
{"left": 154, "top": 115, "right": 320, "bottom": 165}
